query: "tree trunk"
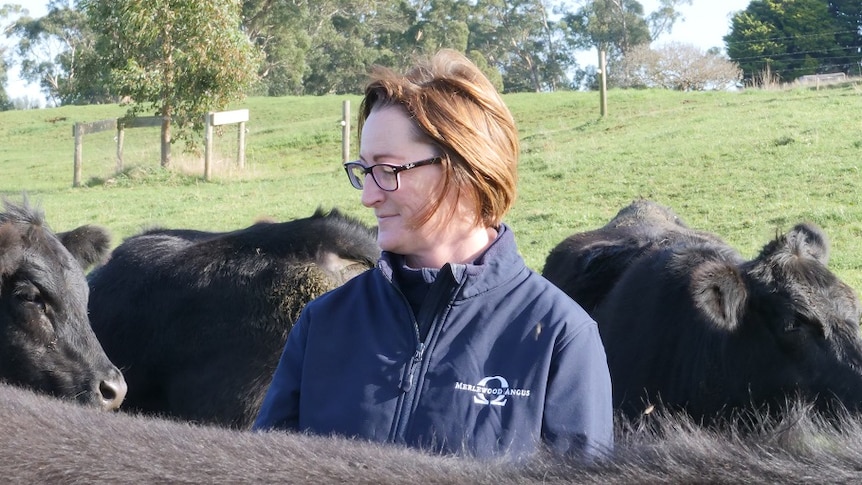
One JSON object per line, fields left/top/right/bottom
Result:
{"left": 160, "top": 13, "right": 173, "bottom": 168}
{"left": 160, "top": 109, "right": 172, "bottom": 168}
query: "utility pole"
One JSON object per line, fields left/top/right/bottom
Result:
{"left": 599, "top": 50, "right": 608, "bottom": 117}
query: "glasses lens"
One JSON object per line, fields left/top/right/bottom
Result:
{"left": 345, "top": 164, "right": 365, "bottom": 190}
{"left": 371, "top": 165, "right": 398, "bottom": 191}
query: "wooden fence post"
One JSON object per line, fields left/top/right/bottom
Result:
{"left": 205, "top": 109, "right": 248, "bottom": 180}
{"left": 204, "top": 112, "right": 214, "bottom": 181}
{"left": 237, "top": 121, "right": 246, "bottom": 169}
{"left": 116, "top": 124, "right": 125, "bottom": 173}
{"left": 599, "top": 50, "right": 608, "bottom": 118}
{"left": 73, "top": 123, "right": 83, "bottom": 187}
{"left": 342, "top": 100, "right": 350, "bottom": 163}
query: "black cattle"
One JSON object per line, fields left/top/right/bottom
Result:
{"left": 543, "top": 199, "right": 862, "bottom": 421}
{"left": 87, "top": 208, "right": 380, "bottom": 428}
{"left": 4, "top": 382, "right": 862, "bottom": 483}
{"left": 0, "top": 199, "right": 126, "bottom": 410}
{"left": 543, "top": 199, "right": 723, "bottom": 314}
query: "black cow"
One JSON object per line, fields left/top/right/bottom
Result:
{"left": 543, "top": 199, "right": 724, "bottom": 314}
{"left": 87, "top": 208, "right": 380, "bottom": 428}
{"left": 4, "top": 381, "right": 862, "bottom": 483}
{"left": 543, "top": 199, "right": 862, "bottom": 421}
{"left": 0, "top": 199, "right": 126, "bottom": 410}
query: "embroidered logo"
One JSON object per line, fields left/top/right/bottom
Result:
{"left": 454, "top": 376, "right": 531, "bottom": 407}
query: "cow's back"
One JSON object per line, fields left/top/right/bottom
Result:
{"left": 88, "top": 208, "right": 379, "bottom": 428}
{"left": 543, "top": 199, "right": 722, "bottom": 313}
{"left": 545, "top": 200, "right": 862, "bottom": 422}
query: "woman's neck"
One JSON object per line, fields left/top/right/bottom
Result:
{"left": 404, "top": 226, "right": 498, "bottom": 269}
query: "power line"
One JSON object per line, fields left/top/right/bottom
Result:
{"left": 731, "top": 44, "right": 862, "bottom": 62}
{"left": 723, "top": 29, "right": 860, "bottom": 48}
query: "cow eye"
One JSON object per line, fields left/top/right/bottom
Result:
{"left": 14, "top": 284, "right": 46, "bottom": 312}
{"left": 787, "top": 313, "right": 825, "bottom": 337}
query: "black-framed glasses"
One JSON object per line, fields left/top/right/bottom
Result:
{"left": 343, "top": 156, "right": 443, "bottom": 192}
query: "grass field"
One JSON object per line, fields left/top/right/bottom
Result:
{"left": 2, "top": 83, "right": 862, "bottom": 289}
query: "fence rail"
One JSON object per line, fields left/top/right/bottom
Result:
{"left": 72, "top": 110, "right": 249, "bottom": 186}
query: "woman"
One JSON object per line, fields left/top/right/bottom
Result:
{"left": 254, "top": 49, "right": 613, "bottom": 461}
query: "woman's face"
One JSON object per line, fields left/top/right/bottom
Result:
{"left": 358, "top": 105, "right": 478, "bottom": 268}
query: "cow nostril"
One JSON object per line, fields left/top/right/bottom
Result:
{"left": 99, "top": 374, "right": 128, "bottom": 411}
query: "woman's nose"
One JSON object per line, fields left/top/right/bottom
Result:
{"left": 360, "top": 176, "right": 384, "bottom": 207}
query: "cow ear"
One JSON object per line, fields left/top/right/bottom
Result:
{"left": 758, "top": 222, "right": 829, "bottom": 265}
{"left": 690, "top": 261, "right": 747, "bottom": 331}
{"left": 784, "top": 223, "right": 829, "bottom": 264}
{"left": 56, "top": 225, "right": 112, "bottom": 271}
{"left": 0, "top": 223, "right": 23, "bottom": 277}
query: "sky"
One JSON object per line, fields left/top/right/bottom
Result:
{"left": 5, "top": 0, "right": 49, "bottom": 104}
{"left": 4, "top": 0, "right": 752, "bottom": 105}
{"left": 641, "top": 0, "right": 751, "bottom": 51}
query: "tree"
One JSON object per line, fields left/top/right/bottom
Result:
{"left": 8, "top": 0, "right": 109, "bottom": 106}
{"left": 303, "top": 1, "right": 415, "bottom": 95}
{"left": 561, "top": 0, "right": 651, "bottom": 88}
{"left": 241, "top": 0, "right": 310, "bottom": 96}
{"left": 827, "top": 0, "right": 862, "bottom": 75}
{"left": 467, "top": 0, "right": 577, "bottom": 92}
{"left": 0, "top": 3, "right": 19, "bottom": 110}
{"left": 408, "top": 0, "right": 471, "bottom": 55}
{"left": 561, "top": 0, "right": 693, "bottom": 88}
{"left": 646, "top": 0, "right": 693, "bottom": 40}
{"left": 0, "top": 66, "right": 10, "bottom": 110}
{"left": 81, "top": 0, "right": 263, "bottom": 167}
{"left": 625, "top": 42, "right": 742, "bottom": 90}
{"left": 725, "top": 0, "right": 843, "bottom": 83}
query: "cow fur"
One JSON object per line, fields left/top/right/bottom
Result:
{"left": 543, "top": 198, "right": 723, "bottom": 314}
{"left": 2, "top": 382, "right": 862, "bottom": 483}
{"left": 87, "top": 207, "right": 380, "bottom": 428}
{"left": 543, "top": 199, "right": 862, "bottom": 421}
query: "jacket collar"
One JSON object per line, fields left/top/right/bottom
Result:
{"left": 377, "top": 223, "right": 526, "bottom": 299}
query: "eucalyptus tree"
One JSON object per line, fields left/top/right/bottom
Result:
{"left": 0, "top": 3, "right": 18, "bottom": 109}
{"left": 7, "top": 0, "right": 108, "bottom": 105}
{"left": 560, "top": 0, "right": 691, "bottom": 88}
{"left": 467, "top": 0, "right": 575, "bottom": 92}
{"left": 81, "top": 0, "right": 263, "bottom": 167}
{"left": 242, "top": 0, "right": 310, "bottom": 96}
{"left": 407, "top": 0, "right": 471, "bottom": 55}
{"left": 646, "top": 0, "right": 692, "bottom": 41}
{"left": 292, "top": 0, "right": 414, "bottom": 95}
{"left": 561, "top": 0, "right": 650, "bottom": 87}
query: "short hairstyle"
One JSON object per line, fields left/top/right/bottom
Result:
{"left": 358, "top": 49, "right": 518, "bottom": 228}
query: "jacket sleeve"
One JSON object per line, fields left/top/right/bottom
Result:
{"left": 252, "top": 309, "right": 311, "bottom": 431}
{"left": 541, "top": 319, "right": 614, "bottom": 459}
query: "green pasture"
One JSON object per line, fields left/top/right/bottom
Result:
{"left": 2, "top": 84, "right": 862, "bottom": 290}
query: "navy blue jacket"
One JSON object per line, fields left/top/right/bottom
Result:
{"left": 254, "top": 225, "right": 613, "bottom": 460}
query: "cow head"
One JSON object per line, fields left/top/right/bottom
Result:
{"left": 712, "top": 223, "right": 862, "bottom": 411}
{"left": 0, "top": 200, "right": 127, "bottom": 410}
{"left": 745, "top": 223, "right": 860, "bottom": 341}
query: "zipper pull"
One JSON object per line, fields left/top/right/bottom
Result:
{"left": 399, "top": 344, "right": 425, "bottom": 393}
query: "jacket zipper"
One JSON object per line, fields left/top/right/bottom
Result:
{"left": 399, "top": 343, "right": 425, "bottom": 392}
{"left": 387, "top": 263, "right": 464, "bottom": 443}
{"left": 385, "top": 278, "right": 422, "bottom": 442}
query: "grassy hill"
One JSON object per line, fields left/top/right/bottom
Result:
{"left": 2, "top": 84, "right": 862, "bottom": 289}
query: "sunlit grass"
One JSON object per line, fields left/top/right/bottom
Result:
{"left": 2, "top": 84, "right": 862, "bottom": 289}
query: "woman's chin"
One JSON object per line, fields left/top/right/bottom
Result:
{"left": 376, "top": 236, "right": 400, "bottom": 254}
